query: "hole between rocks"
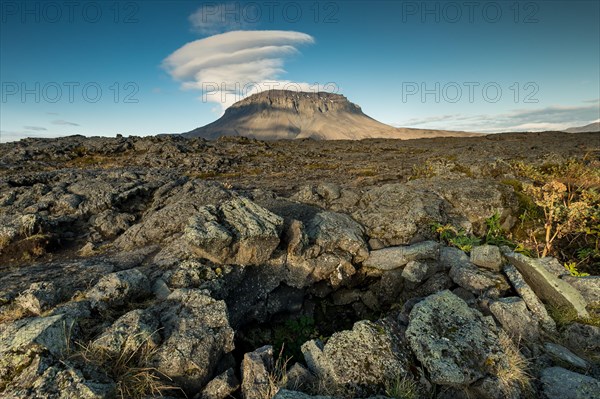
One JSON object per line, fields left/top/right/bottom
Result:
{"left": 230, "top": 279, "right": 386, "bottom": 368}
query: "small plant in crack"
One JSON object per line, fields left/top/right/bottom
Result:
{"left": 273, "top": 315, "right": 320, "bottom": 362}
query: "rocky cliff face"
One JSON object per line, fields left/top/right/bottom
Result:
{"left": 183, "top": 90, "right": 479, "bottom": 140}
{"left": 228, "top": 90, "right": 364, "bottom": 116}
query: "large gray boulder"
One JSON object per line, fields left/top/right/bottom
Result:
{"left": 283, "top": 210, "right": 368, "bottom": 288}
{"left": 363, "top": 241, "right": 440, "bottom": 271}
{"left": 200, "top": 368, "right": 240, "bottom": 399}
{"left": 241, "top": 345, "right": 274, "bottom": 399}
{"left": 561, "top": 275, "right": 600, "bottom": 310}
{"left": 489, "top": 297, "right": 540, "bottom": 342}
{"left": 503, "top": 264, "right": 556, "bottom": 332}
{"left": 504, "top": 251, "right": 589, "bottom": 318}
{"left": 91, "top": 309, "right": 160, "bottom": 355}
{"left": 150, "top": 289, "right": 235, "bottom": 394}
{"left": 470, "top": 245, "right": 503, "bottom": 271}
{"left": 0, "top": 315, "right": 69, "bottom": 385}
{"left": 301, "top": 319, "right": 410, "bottom": 396}
{"left": 85, "top": 268, "right": 151, "bottom": 309}
{"left": 449, "top": 261, "right": 509, "bottom": 295}
{"left": 540, "top": 367, "right": 600, "bottom": 399}
{"left": 114, "top": 179, "right": 231, "bottom": 250}
{"left": 406, "top": 291, "right": 509, "bottom": 387}
{"left": 352, "top": 184, "right": 448, "bottom": 247}
{"left": 185, "top": 196, "right": 284, "bottom": 265}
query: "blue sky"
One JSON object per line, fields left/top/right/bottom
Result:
{"left": 1, "top": 0, "right": 599, "bottom": 142}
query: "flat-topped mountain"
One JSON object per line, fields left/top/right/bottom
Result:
{"left": 183, "top": 90, "right": 480, "bottom": 140}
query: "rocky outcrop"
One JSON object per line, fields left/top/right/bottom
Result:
{"left": 113, "top": 179, "right": 232, "bottom": 251}
{"left": 200, "top": 368, "right": 240, "bottom": 399}
{"left": 241, "top": 345, "right": 274, "bottom": 399}
{"left": 85, "top": 268, "right": 151, "bottom": 309}
{"left": 504, "top": 251, "right": 590, "bottom": 318}
{"left": 363, "top": 241, "right": 439, "bottom": 271}
{"left": 150, "top": 289, "right": 235, "bottom": 394}
{"left": 406, "top": 291, "right": 509, "bottom": 387}
{"left": 352, "top": 184, "right": 448, "bottom": 247}
{"left": 185, "top": 197, "right": 284, "bottom": 265}
{"left": 540, "top": 367, "right": 600, "bottom": 399}
{"left": 1, "top": 139, "right": 599, "bottom": 399}
{"left": 489, "top": 297, "right": 540, "bottom": 342}
{"left": 301, "top": 319, "right": 410, "bottom": 396}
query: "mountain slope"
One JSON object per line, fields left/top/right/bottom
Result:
{"left": 183, "top": 90, "right": 480, "bottom": 140}
{"left": 564, "top": 122, "right": 600, "bottom": 133}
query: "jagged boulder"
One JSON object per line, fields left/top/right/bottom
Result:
{"left": 15, "top": 281, "right": 65, "bottom": 315}
{"left": 241, "top": 345, "right": 274, "bottom": 399}
{"left": 363, "top": 241, "right": 439, "bottom": 271}
{"left": 540, "top": 367, "right": 600, "bottom": 399}
{"left": 3, "top": 356, "right": 115, "bottom": 399}
{"left": 284, "top": 210, "right": 368, "bottom": 288}
{"left": 489, "top": 297, "right": 540, "bottom": 342}
{"left": 303, "top": 211, "right": 368, "bottom": 264}
{"left": 470, "top": 245, "right": 503, "bottom": 271}
{"left": 200, "top": 368, "right": 240, "bottom": 399}
{"left": 0, "top": 315, "right": 70, "bottom": 388}
{"left": 85, "top": 268, "right": 151, "bottom": 309}
{"left": 150, "top": 289, "right": 235, "bottom": 394}
{"left": 406, "top": 290, "right": 509, "bottom": 387}
{"left": 301, "top": 319, "right": 410, "bottom": 396}
{"left": 114, "top": 179, "right": 232, "bottom": 250}
{"left": 185, "top": 197, "right": 284, "bottom": 265}
{"left": 504, "top": 251, "right": 589, "bottom": 318}
{"left": 352, "top": 184, "right": 448, "bottom": 247}
{"left": 91, "top": 309, "right": 160, "bottom": 355}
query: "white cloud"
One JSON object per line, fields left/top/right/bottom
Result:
{"left": 23, "top": 126, "right": 47, "bottom": 131}
{"left": 189, "top": 3, "right": 253, "bottom": 35}
{"left": 163, "top": 30, "right": 316, "bottom": 111}
{"left": 397, "top": 103, "right": 600, "bottom": 133}
{"left": 52, "top": 119, "right": 79, "bottom": 126}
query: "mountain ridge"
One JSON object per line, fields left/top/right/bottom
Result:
{"left": 563, "top": 122, "right": 600, "bottom": 133}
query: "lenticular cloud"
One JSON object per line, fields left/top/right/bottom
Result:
{"left": 163, "top": 30, "right": 315, "bottom": 111}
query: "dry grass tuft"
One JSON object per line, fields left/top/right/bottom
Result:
{"left": 258, "top": 347, "right": 292, "bottom": 399}
{"left": 496, "top": 331, "right": 533, "bottom": 397}
{"left": 0, "top": 303, "right": 32, "bottom": 324}
{"left": 72, "top": 332, "right": 179, "bottom": 399}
